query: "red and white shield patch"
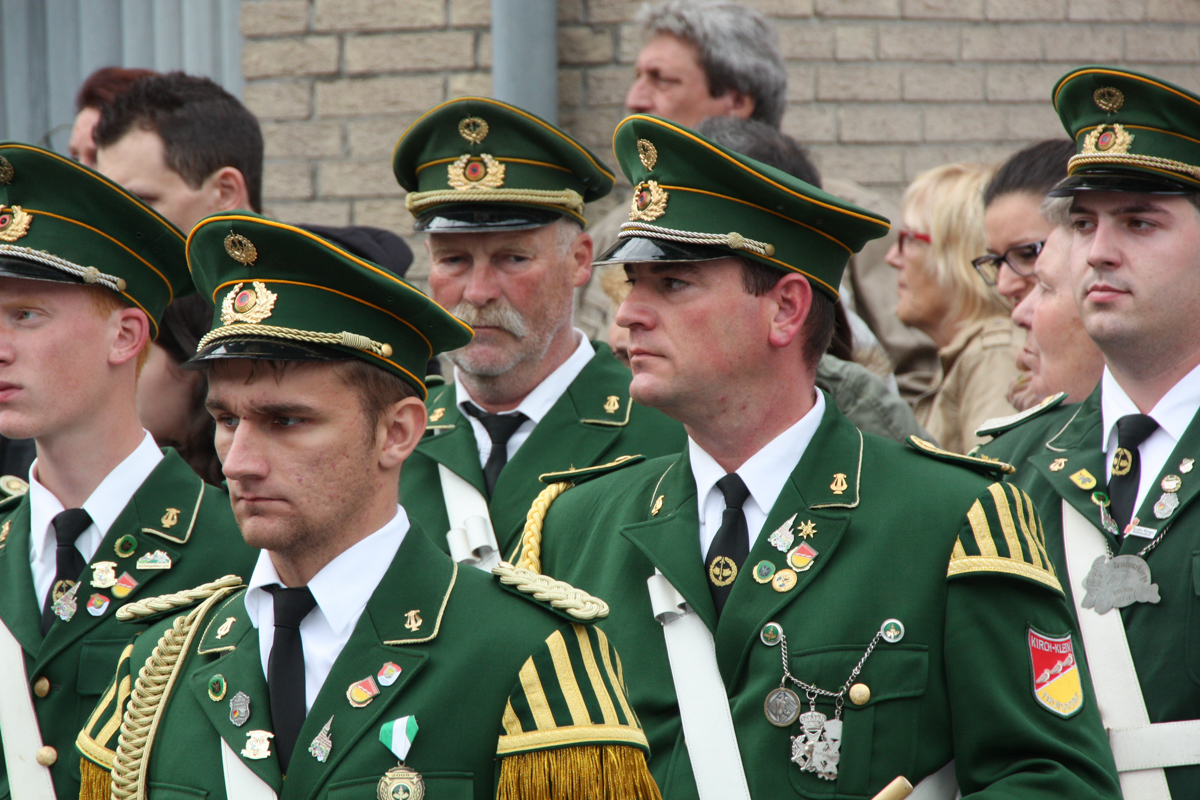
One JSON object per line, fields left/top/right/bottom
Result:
{"left": 1028, "top": 628, "right": 1083, "bottom": 717}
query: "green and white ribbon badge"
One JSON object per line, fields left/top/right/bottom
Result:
{"left": 380, "top": 716, "right": 419, "bottom": 761}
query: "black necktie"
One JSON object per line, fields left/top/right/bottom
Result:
{"left": 463, "top": 403, "right": 528, "bottom": 497}
{"left": 1109, "top": 413, "right": 1159, "bottom": 533}
{"left": 41, "top": 508, "right": 92, "bottom": 634}
{"left": 705, "top": 474, "right": 751, "bottom": 617}
{"left": 265, "top": 584, "right": 317, "bottom": 774}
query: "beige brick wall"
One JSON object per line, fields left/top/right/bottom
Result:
{"left": 242, "top": 0, "right": 1200, "bottom": 289}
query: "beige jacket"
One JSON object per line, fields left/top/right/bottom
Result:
{"left": 915, "top": 316, "right": 1023, "bottom": 454}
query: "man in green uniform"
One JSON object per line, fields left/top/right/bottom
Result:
{"left": 514, "top": 116, "right": 1120, "bottom": 798}
{"left": 0, "top": 143, "right": 254, "bottom": 800}
{"left": 76, "top": 214, "right": 658, "bottom": 800}
{"left": 979, "top": 67, "right": 1200, "bottom": 798}
{"left": 392, "top": 98, "right": 685, "bottom": 569}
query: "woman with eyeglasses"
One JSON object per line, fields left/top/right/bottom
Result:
{"left": 886, "top": 162, "right": 1022, "bottom": 454}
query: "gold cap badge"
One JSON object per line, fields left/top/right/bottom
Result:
{"left": 1093, "top": 86, "right": 1124, "bottom": 113}
{"left": 637, "top": 139, "right": 658, "bottom": 170}
{"left": 0, "top": 206, "right": 32, "bottom": 243}
{"left": 1082, "top": 124, "right": 1134, "bottom": 155}
{"left": 629, "top": 181, "right": 668, "bottom": 222}
{"left": 448, "top": 153, "right": 505, "bottom": 190}
{"left": 0, "top": 156, "right": 12, "bottom": 185}
{"left": 224, "top": 233, "right": 258, "bottom": 265}
{"left": 458, "top": 116, "right": 489, "bottom": 144}
{"left": 221, "top": 281, "right": 278, "bottom": 325}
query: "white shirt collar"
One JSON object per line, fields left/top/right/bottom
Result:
{"left": 454, "top": 329, "right": 594, "bottom": 425}
{"left": 29, "top": 431, "right": 163, "bottom": 567}
{"left": 1101, "top": 362, "right": 1200, "bottom": 450}
{"left": 691, "top": 391, "right": 826, "bottom": 555}
{"left": 244, "top": 506, "right": 410, "bottom": 638}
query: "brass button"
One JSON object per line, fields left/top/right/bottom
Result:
{"left": 849, "top": 682, "right": 870, "bottom": 705}
{"left": 32, "top": 677, "right": 50, "bottom": 698}
{"left": 35, "top": 746, "right": 56, "bottom": 766}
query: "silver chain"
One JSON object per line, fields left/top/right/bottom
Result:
{"left": 778, "top": 629, "right": 883, "bottom": 719}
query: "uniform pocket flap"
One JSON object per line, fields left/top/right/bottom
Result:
{"left": 789, "top": 643, "right": 929, "bottom": 708}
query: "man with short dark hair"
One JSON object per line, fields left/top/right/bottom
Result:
{"left": 981, "top": 66, "right": 1200, "bottom": 798}
{"left": 0, "top": 143, "right": 253, "bottom": 800}
{"left": 514, "top": 116, "right": 1120, "bottom": 798}
{"left": 392, "top": 98, "right": 684, "bottom": 570}
{"left": 93, "top": 72, "right": 263, "bottom": 232}
{"left": 76, "top": 212, "right": 658, "bottom": 800}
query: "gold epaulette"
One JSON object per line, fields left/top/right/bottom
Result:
{"left": 975, "top": 392, "right": 1068, "bottom": 438}
{"left": 492, "top": 561, "right": 609, "bottom": 620}
{"left": 0, "top": 475, "right": 29, "bottom": 498}
{"left": 538, "top": 453, "right": 645, "bottom": 485}
{"left": 906, "top": 435, "right": 1016, "bottom": 476}
{"left": 947, "top": 482, "right": 1062, "bottom": 594}
{"left": 109, "top": 580, "right": 244, "bottom": 800}
{"left": 116, "top": 575, "right": 244, "bottom": 622}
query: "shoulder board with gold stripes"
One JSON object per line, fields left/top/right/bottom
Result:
{"left": 975, "top": 392, "right": 1068, "bottom": 438}
{"left": 948, "top": 482, "right": 1062, "bottom": 594}
{"left": 492, "top": 562, "right": 609, "bottom": 621}
{"left": 905, "top": 436, "right": 1015, "bottom": 476}
{"left": 538, "top": 454, "right": 645, "bottom": 486}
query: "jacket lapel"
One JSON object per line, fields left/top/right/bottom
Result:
{"left": 1120, "top": 400, "right": 1200, "bottom": 553}
{"left": 1028, "top": 391, "right": 1114, "bottom": 545}
{"left": 415, "top": 401, "right": 488, "bottom": 497}
{"left": 620, "top": 452, "right": 719, "bottom": 630}
{"left": 0, "top": 499, "right": 45, "bottom": 655}
{"left": 189, "top": 597, "right": 283, "bottom": 793}
{"left": 715, "top": 401, "right": 859, "bottom": 684}
{"left": 36, "top": 452, "right": 202, "bottom": 667}
{"left": 284, "top": 527, "right": 453, "bottom": 800}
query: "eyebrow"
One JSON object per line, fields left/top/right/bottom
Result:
{"left": 204, "top": 398, "right": 319, "bottom": 417}
{"left": 1070, "top": 201, "right": 1171, "bottom": 216}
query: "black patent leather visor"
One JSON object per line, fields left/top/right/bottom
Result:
{"left": 1049, "top": 169, "right": 1194, "bottom": 196}
{"left": 184, "top": 337, "right": 350, "bottom": 369}
{"left": 594, "top": 235, "right": 731, "bottom": 266}
{"left": 0, "top": 255, "right": 83, "bottom": 285}
{"left": 415, "top": 206, "right": 565, "bottom": 232}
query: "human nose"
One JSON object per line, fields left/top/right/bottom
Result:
{"left": 626, "top": 76, "right": 654, "bottom": 113}
{"left": 884, "top": 242, "right": 903, "bottom": 270}
{"left": 219, "top": 420, "right": 268, "bottom": 483}
{"left": 1011, "top": 285, "right": 1038, "bottom": 330}
{"left": 1084, "top": 220, "right": 1120, "bottom": 271}
{"left": 460, "top": 261, "right": 503, "bottom": 307}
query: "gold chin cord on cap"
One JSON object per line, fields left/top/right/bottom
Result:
{"left": 197, "top": 324, "right": 394, "bottom": 359}
{"left": 0, "top": 244, "right": 127, "bottom": 292}
{"left": 617, "top": 221, "right": 776, "bottom": 258}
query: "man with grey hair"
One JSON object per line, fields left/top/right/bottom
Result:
{"left": 578, "top": 0, "right": 940, "bottom": 406}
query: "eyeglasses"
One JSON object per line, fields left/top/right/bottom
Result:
{"left": 971, "top": 241, "right": 1045, "bottom": 285}
{"left": 897, "top": 229, "right": 931, "bottom": 253}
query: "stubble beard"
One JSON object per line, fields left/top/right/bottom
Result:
{"left": 445, "top": 299, "right": 571, "bottom": 402}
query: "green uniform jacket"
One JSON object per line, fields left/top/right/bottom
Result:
{"left": 77, "top": 525, "right": 651, "bottom": 800}
{"left": 0, "top": 449, "right": 255, "bottom": 800}
{"left": 980, "top": 385, "right": 1200, "bottom": 796}
{"left": 401, "top": 344, "right": 685, "bottom": 559}
{"left": 528, "top": 398, "right": 1121, "bottom": 799}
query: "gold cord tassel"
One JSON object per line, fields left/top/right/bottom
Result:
{"left": 497, "top": 744, "right": 662, "bottom": 800}
{"left": 79, "top": 758, "right": 113, "bottom": 800}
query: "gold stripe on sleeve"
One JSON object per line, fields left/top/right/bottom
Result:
{"left": 573, "top": 625, "right": 619, "bottom": 725}
{"left": 988, "top": 483, "right": 1024, "bottom": 561}
{"left": 518, "top": 659, "right": 557, "bottom": 731}
{"left": 967, "top": 499, "right": 998, "bottom": 557}
{"left": 547, "top": 629, "right": 592, "bottom": 727}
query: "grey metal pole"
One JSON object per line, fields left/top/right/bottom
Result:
{"left": 491, "top": 0, "right": 558, "bottom": 123}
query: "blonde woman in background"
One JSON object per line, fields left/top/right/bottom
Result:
{"left": 887, "top": 162, "right": 1021, "bottom": 453}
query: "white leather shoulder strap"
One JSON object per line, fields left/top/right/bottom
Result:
{"left": 0, "top": 617, "right": 55, "bottom": 800}
{"left": 221, "top": 738, "right": 276, "bottom": 800}
{"left": 1061, "top": 499, "right": 1172, "bottom": 798}
{"left": 647, "top": 571, "right": 751, "bottom": 800}
{"left": 906, "top": 759, "right": 958, "bottom": 800}
{"left": 438, "top": 464, "right": 501, "bottom": 572}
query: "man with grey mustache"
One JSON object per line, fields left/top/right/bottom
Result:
{"left": 393, "top": 97, "right": 686, "bottom": 571}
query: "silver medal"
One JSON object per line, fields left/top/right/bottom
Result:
{"left": 764, "top": 687, "right": 801, "bottom": 727}
{"left": 790, "top": 711, "right": 842, "bottom": 781}
{"left": 1080, "top": 554, "right": 1161, "bottom": 614}
{"left": 1153, "top": 492, "right": 1180, "bottom": 519}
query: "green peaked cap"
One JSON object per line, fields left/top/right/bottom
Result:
{"left": 393, "top": 97, "right": 615, "bottom": 231}
{"left": 597, "top": 115, "right": 890, "bottom": 300}
{"left": 186, "top": 212, "right": 473, "bottom": 398}
{"left": 1051, "top": 66, "right": 1200, "bottom": 194}
{"left": 0, "top": 142, "right": 189, "bottom": 338}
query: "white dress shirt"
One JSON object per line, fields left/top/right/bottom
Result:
{"left": 1101, "top": 362, "right": 1200, "bottom": 515}
{"left": 455, "top": 330, "right": 595, "bottom": 467}
{"left": 29, "top": 431, "right": 163, "bottom": 608}
{"left": 691, "top": 391, "right": 826, "bottom": 557}
{"left": 243, "top": 507, "right": 409, "bottom": 713}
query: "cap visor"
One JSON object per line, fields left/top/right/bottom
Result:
{"left": 1049, "top": 170, "right": 1194, "bottom": 196}
{"left": 594, "top": 235, "right": 732, "bottom": 266}
{"left": 0, "top": 255, "right": 84, "bottom": 285}
{"left": 415, "top": 206, "right": 564, "bottom": 232}
{"left": 184, "top": 336, "right": 350, "bottom": 369}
